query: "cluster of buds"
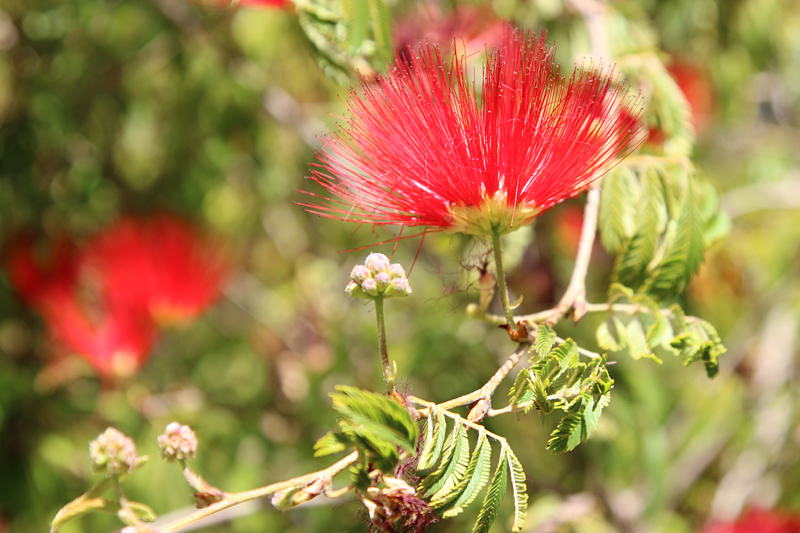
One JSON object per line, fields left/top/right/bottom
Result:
{"left": 89, "top": 428, "right": 139, "bottom": 476}
{"left": 345, "top": 253, "right": 412, "bottom": 300}
{"left": 158, "top": 422, "right": 198, "bottom": 462}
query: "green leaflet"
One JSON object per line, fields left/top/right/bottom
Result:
{"left": 506, "top": 447, "right": 528, "bottom": 532}
{"left": 430, "top": 427, "right": 479, "bottom": 508}
{"left": 600, "top": 158, "right": 718, "bottom": 304}
{"left": 322, "top": 386, "right": 417, "bottom": 487}
{"left": 508, "top": 368, "right": 536, "bottom": 413}
{"left": 535, "top": 323, "right": 557, "bottom": 357}
{"left": 417, "top": 408, "right": 447, "bottom": 475}
{"left": 546, "top": 393, "right": 611, "bottom": 454}
{"left": 600, "top": 166, "right": 636, "bottom": 255}
{"left": 295, "top": 0, "right": 393, "bottom": 85}
{"left": 313, "top": 431, "right": 349, "bottom": 457}
{"left": 366, "top": 0, "right": 392, "bottom": 65}
{"left": 425, "top": 423, "right": 470, "bottom": 501}
{"left": 644, "top": 173, "right": 705, "bottom": 300}
{"left": 471, "top": 447, "right": 509, "bottom": 533}
{"left": 413, "top": 412, "right": 529, "bottom": 533}
{"left": 441, "top": 430, "right": 492, "bottom": 518}
{"left": 344, "top": 0, "right": 369, "bottom": 55}
{"left": 595, "top": 294, "right": 725, "bottom": 378}
{"left": 547, "top": 413, "right": 583, "bottom": 453}
{"left": 614, "top": 165, "right": 663, "bottom": 290}
{"left": 331, "top": 386, "right": 418, "bottom": 454}
{"left": 419, "top": 417, "right": 463, "bottom": 496}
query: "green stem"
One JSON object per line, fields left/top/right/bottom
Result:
{"left": 491, "top": 231, "right": 515, "bottom": 326}
{"left": 374, "top": 296, "right": 395, "bottom": 395}
{"left": 112, "top": 475, "right": 138, "bottom": 526}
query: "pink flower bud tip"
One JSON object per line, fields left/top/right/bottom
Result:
{"left": 158, "top": 422, "right": 198, "bottom": 462}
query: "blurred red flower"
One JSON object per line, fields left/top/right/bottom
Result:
{"left": 4, "top": 234, "right": 79, "bottom": 307}
{"left": 4, "top": 215, "right": 229, "bottom": 381}
{"left": 303, "top": 29, "right": 645, "bottom": 238}
{"left": 668, "top": 60, "right": 714, "bottom": 135}
{"left": 83, "top": 215, "right": 230, "bottom": 325}
{"left": 705, "top": 509, "right": 800, "bottom": 533}
{"left": 199, "top": 0, "right": 289, "bottom": 8}
{"left": 394, "top": 4, "right": 505, "bottom": 61}
{"left": 235, "top": 0, "right": 289, "bottom": 7}
{"left": 648, "top": 59, "right": 715, "bottom": 144}
{"left": 4, "top": 235, "right": 156, "bottom": 380}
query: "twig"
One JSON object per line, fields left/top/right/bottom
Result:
{"left": 155, "top": 452, "right": 358, "bottom": 532}
{"left": 476, "top": 301, "right": 700, "bottom": 328}
{"left": 547, "top": 186, "right": 601, "bottom": 325}
{"left": 548, "top": 0, "right": 614, "bottom": 325}
{"left": 428, "top": 344, "right": 530, "bottom": 413}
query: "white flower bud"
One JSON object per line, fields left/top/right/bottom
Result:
{"left": 364, "top": 253, "right": 390, "bottom": 275}
{"left": 388, "top": 264, "right": 406, "bottom": 279}
{"left": 374, "top": 272, "right": 391, "bottom": 291}
{"left": 158, "top": 422, "right": 198, "bottom": 462}
{"left": 361, "top": 278, "right": 379, "bottom": 296}
{"left": 89, "top": 427, "right": 138, "bottom": 475}
{"left": 350, "top": 264, "right": 371, "bottom": 284}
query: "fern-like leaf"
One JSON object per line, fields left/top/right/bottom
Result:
{"left": 471, "top": 447, "right": 509, "bottom": 533}
{"left": 426, "top": 423, "right": 470, "bottom": 502}
{"left": 419, "top": 417, "right": 463, "bottom": 495}
{"left": 441, "top": 430, "right": 492, "bottom": 518}
{"left": 417, "top": 408, "right": 447, "bottom": 475}
{"left": 546, "top": 413, "right": 583, "bottom": 453}
{"left": 313, "top": 431, "right": 349, "bottom": 457}
{"left": 506, "top": 447, "right": 528, "bottom": 532}
{"left": 615, "top": 165, "right": 663, "bottom": 290}
{"left": 535, "top": 323, "right": 557, "bottom": 357}
{"left": 599, "top": 166, "right": 637, "bottom": 254}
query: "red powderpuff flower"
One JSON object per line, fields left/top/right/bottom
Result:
{"left": 237, "top": 0, "right": 289, "bottom": 6}
{"left": 302, "top": 29, "right": 645, "bottom": 238}
{"left": 38, "top": 293, "right": 157, "bottom": 380}
{"left": 4, "top": 234, "right": 79, "bottom": 307}
{"left": 4, "top": 236, "right": 157, "bottom": 380}
{"left": 213, "top": 0, "right": 289, "bottom": 8}
{"left": 705, "top": 508, "right": 800, "bottom": 533}
{"left": 83, "top": 215, "right": 230, "bottom": 325}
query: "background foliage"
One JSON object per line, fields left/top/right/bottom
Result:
{"left": 1, "top": 0, "right": 800, "bottom": 531}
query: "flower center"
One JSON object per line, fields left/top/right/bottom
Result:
{"left": 447, "top": 190, "right": 542, "bottom": 236}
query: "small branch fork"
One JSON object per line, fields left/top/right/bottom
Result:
{"left": 434, "top": 343, "right": 531, "bottom": 421}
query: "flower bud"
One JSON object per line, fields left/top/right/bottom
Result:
{"left": 158, "top": 422, "right": 198, "bottom": 462}
{"left": 89, "top": 427, "right": 138, "bottom": 475}
{"left": 345, "top": 281, "right": 359, "bottom": 296}
{"left": 388, "top": 263, "right": 406, "bottom": 279}
{"left": 374, "top": 272, "right": 391, "bottom": 292}
{"left": 361, "top": 278, "right": 379, "bottom": 296}
{"left": 364, "top": 252, "right": 390, "bottom": 275}
{"left": 384, "top": 278, "right": 412, "bottom": 297}
{"left": 350, "top": 264, "right": 371, "bottom": 284}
